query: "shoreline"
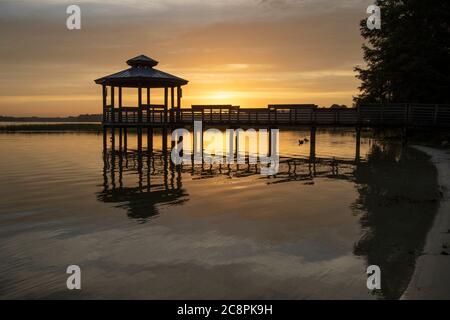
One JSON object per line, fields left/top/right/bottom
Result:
{"left": 402, "top": 146, "right": 450, "bottom": 300}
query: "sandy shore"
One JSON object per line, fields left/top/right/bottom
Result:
{"left": 402, "top": 146, "right": 450, "bottom": 300}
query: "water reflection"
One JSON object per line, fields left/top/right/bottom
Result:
{"left": 99, "top": 145, "right": 360, "bottom": 222}
{"left": 97, "top": 130, "right": 440, "bottom": 299}
{"left": 352, "top": 143, "right": 440, "bottom": 299}
{"left": 99, "top": 150, "right": 188, "bottom": 222}
{"left": 0, "top": 131, "right": 438, "bottom": 299}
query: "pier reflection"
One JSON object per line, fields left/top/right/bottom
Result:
{"left": 96, "top": 129, "right": 441, "bottom": 300}
{"left": 98, "top": 137, "right": 363, "bottom": 222}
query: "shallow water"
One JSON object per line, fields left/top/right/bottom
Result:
{"left": 0, "top": 130, "right": 440, "bottom": 299}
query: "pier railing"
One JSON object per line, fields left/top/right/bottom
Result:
{"left": 104, "top": 103, "right": 450, "bottom": 127}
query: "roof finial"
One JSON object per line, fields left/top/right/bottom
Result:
{"left": 126, "top": 55, "right": 159, "bottom": 68}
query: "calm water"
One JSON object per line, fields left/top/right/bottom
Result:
{"left": 0, "top": 130, "right": 440, "bottom": 299}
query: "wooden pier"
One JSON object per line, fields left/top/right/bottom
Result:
{"left": 102, "top": 103, "right": 450, "bottom": 128}
{"left": 96, "top": 55, "right": 450, "bottom": 130}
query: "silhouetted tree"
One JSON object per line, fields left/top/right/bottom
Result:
{"left": 354, "top": 0, "right": 450, "bottom": 104}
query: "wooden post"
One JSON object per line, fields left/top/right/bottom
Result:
{"left": 164, "top": 87, "right": 169, "bottom": 123}
{"left": 177, "top": 86, "right": 181, "bottom": 122}
{"left": 102, "top": 85, "right": 107, "bottom": 123}
{"left": 235, "top": 130, "right": 239, "bottom": 164}
{"left": 201, "top": 127, "right": 204, "bottom": 163}
{"left": 310, "top": 126, "right": 316, "bottom": 161}
{"left": 147, "top": 88, "right": 151, "bottom": 123}
{"left": 268, "top": 127, "right": 272, "bottom": 157}
{"left": 171, "top": 87, "right": 175, "bottom": 123}
{"left": 138, "top": 87, "right": 143, "bottom": 123}
{"left": 111, "top": 86, "right": 115, "bottom": 123}
{"left": 118, "top": 87, "right": 122, "bottom": 123}
{"left": 355, "top": 127, "right": 361, "bottom": 162}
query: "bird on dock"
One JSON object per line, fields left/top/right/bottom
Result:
{"left": 298, "top": 139, "right": 304, "bottom": 145}
{"left": 304, "top": 138, "right": 309, "bottom": 142}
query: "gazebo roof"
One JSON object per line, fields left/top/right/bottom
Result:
{"left": 94, "top": 55, "right": 189, "bottom": 88}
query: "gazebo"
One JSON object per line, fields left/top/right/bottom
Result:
{"left": 95, "top": 55, "right": 189, "bottom": 125}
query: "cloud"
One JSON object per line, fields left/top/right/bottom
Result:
{"left": 0, "top": 0, "right": 372, "bottom": 115}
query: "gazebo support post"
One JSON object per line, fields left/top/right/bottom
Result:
{"left": 138, "top": 87, "right": 143, "bottom": 123}
{"left": 147, "top": 88, "right": 151, "bottom": 123}
{"left": 138, "top": 87, "right": 143, "bottom": 151}
{"left": 118, "top": 86, "right": 122, "bottom": 149}
{"left": 102, "top": 85, "right": 107, "bottom": 123}
{"left": 171, "top": 87, "right": 175, "bottom": 123}
{"left": 177, "top": 86, "right": 181, "bottom": 122}
{"left": 164, "top": 87, "right": 169, "bottom": 123}
{"left": 118, "top": 87, "right": 122, "bottom": 123}
{"left": 111, "top": 86, "right": 115, "bottom": 123}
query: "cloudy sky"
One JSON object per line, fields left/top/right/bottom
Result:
{"left": 0, "top": 0, "right": 373, "bottom": 116}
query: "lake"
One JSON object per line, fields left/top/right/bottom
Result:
{"left": 0, "top": 129, "right": 440, "bottom": 299}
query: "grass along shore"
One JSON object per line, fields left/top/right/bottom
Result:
{"left": 0, "top": 123, "right": 102, "bottom": 132}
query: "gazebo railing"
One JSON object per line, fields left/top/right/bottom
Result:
{"left": 105, "top": 105, "right": 167, "bottom": 124}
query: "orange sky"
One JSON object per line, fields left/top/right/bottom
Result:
{"left": 0, "top": 0, "right": 373, "bottom": 116}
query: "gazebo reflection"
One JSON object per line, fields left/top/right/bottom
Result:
{"left": 98, "top": 149, "right": 188, "bottom": 222}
